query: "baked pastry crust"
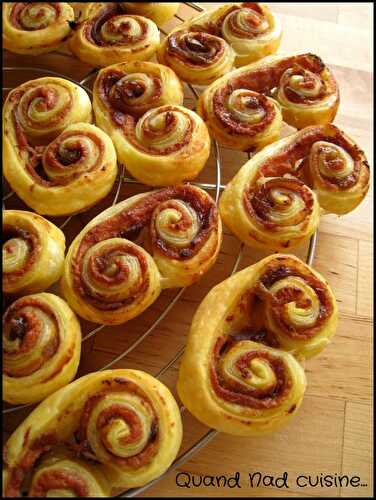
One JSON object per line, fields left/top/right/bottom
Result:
{"left": 69, "top": 3, "right": 160, "bottom": 68}
{"left": 3, "top": 293, "right": 81, "bottom": 405}
{"left": 3, "top": 77, "right": 118, "bottom": 216}
{"left": 157, "top": 3, "right": 281, "bottom": 85}
{"left": 220, "top": 124, "right": 369, "bottom": 250}
{"left": 62, "top": 185, "right": 222, "bottom": 324}
{"left": 3, "top": 369, "right": 183, "bottom": 497}
{"left": 177, "top": 254, "right": 338, "bottom": 436}
{"left": 3, "top": 210, "right": 65, "bottom": 295}
{"left": 3, "top": 2, "right": 74, "bottom": 55}
{"left": 93, "top": 61, "right": 210, "bottom": 186}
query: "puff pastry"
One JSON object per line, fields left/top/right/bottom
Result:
{"left": 198, "top": 53, "right": 339, "bottom": 150}
{"left": 3, "top": 2, "right": 74, "bottom": 55}
{"left": 3, "top": 369, "right": 182, "bottom": 497}
{"left": 62, "top": 185, "right": 222, "bottom": 325}
{"left": 120, "top": 3, "right": 180, "bottom": 26}
{"left": 93, "top": 61, "right": 210, "bottom": 186}
{"left": 157, "top": 3, "right": 281, "bottom": 85}
{"left": 220, "top": 124, "right": 370, "bottom": 251}
{"left": 3, "top": 210, "right": 65, "bottom": 295}
{"left": 3, "top": 293, "right": 81, "bottom": 405}
{"left": 178, "top": 254, "right": 338, "bottom": 436}
{"left": 69, "top": 3, "right": 160, "bottom": 68}
{"left": 3, "top": 76, "right": 118, "bottom": 216}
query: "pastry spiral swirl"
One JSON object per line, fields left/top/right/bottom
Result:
{"left": 302, "top": 134, "right": 370, "bottom": 214}
{"left": 69, "top": 3, "right": 160, "bottom": 68}
{"left": 157, "top": 29, "right": 236, "bottom": 86}
{"left": 178, "top": 254, "right": 338, "bottom": 436}
{"left": 120, "top": 3, "right": 180, "bottom": 27}
{"left": 3, "top": 2, "right": 74, "bottom": 55}
{"left": 3, "top": 77, "right": 119, "bottom": 216}
{"left": 198, "top": 53, "right": 339, "bottom": 149}
{"left": 62, "top": 185, "right": 221, "bottom": 324}
{"left": 29, "top": 452, "right": 110, "bottom": 497}
{"left": 270, "top": 57, "right": 339, "bottom": 129}
{"left": 157, "top": 3, "right": 281, "bottom": 84}
{"left": 220, "top": 124, "right": 370, "bottom": 250}
{"left": 94, "top": 62, "right": 210, "bottom": 186}
{"left": 217, "top": 3, "right": 282, "bottom": 66}
{"left": 198, "top": 84, "right": 282, "bottom": 152}
{"left": 3, "top": 210, "right": 65, "bottom": 295}
{"left": 3, "top": 369, "right": 183, "bottom": 497}
{"left": 3, "top": 293, "right": 81, "bottom": 405}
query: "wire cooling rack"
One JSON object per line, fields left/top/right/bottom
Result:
{"left": 2, "top": 3, "right": 318, "bottom": 497}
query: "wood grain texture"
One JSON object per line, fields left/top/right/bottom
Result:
{"left": 2, "top": 2, "right": 373, "bottom": 498}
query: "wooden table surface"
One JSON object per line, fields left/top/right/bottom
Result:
{"left": 3, "top": 2, "right": 373, "bottom": 498}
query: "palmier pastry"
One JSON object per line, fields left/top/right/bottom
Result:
{"left": 3, "top": 210, "right": 65, "bottom": 295}
{"left": 220, "top": 124, "right": 370, "bottom": 251}
{"left": 157, "top": 3, "right": 281, "bottom": 85}
{"left": 3, "top": 369, "right": 183, "bottom": 497}
{"left": 120, "top": 3, "right": 180, "bottom": 27}
{"left": 3, "top": 76, "right": 118, "bottom": 216}
{"left": 3, "top": 2, "right": 74, "bottom": 55}
{"left": 69, "top": 3, "right": 160, "bottom": 68}
{"left": 178, "top": 254, "right": 338, "bottom": 436}
{"left": 3, "top": 293, "right": 81, "bottom": 405}
{"left": 93, "top": 61, "right": 210, "bottom": 186}
{"left": 62, "top": 185, "right": 221, "bottom": 325}
{"left": 198, "top": 53, "right": 339, "bottom": 150}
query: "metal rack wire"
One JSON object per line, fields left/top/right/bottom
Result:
{"left": 2, "top": 2, "right": 318, "bottom": 497}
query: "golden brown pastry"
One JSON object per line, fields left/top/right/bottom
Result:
{"left": 69, "top": 3, "right": 160, "bottom": 68}
{"left": 29, "top": 451, "right": 110, "bottom": 497}
{"left": 120, "top": 3, "right": 180, "bottom": 26}
{"left": 3, "top": 210, "right": 65, "bottom": 295}
{"left": 93, "top": 61, "right": 210, "bottom": 186}
{"left": 220, "top": 124, "right": 370, "bottom": 251}
{"left": 62, "top": 185, "right": 222, "bottom": 325}
{"left": 3, "top": 369, "right": 183, "bottom": 497}
{"left": 198, "top": 53, "right": 339, "bottom": 150}
{"left": 178, "top": 254, "right": 338, "bottom": 436}
{"left": 3, "top": 2, "right": 74, "bottom": 55}
{"left": 3, "top": 293, "right": 81, "bottom": 405}
{"left": 3, "top": 77, "right": 118, "bottom": 216}
{"left": 157, "top": 3, "right": 281, "bottom": 84}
